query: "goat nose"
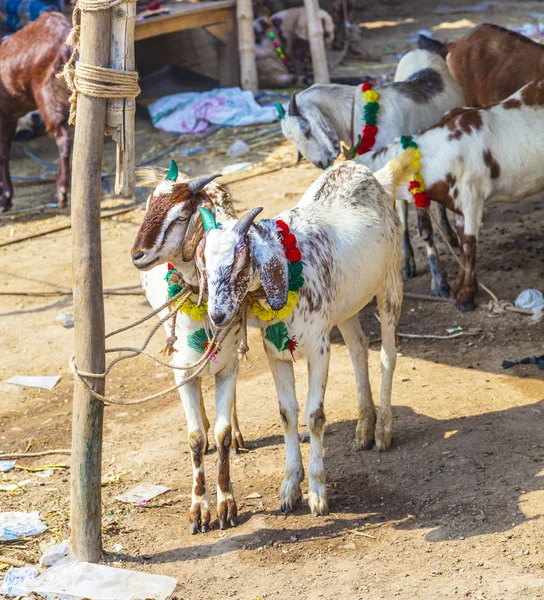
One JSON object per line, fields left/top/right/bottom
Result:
{"left": 132, "top": 250, "right": 145, "bottom": 262}
{"left": 211, "top": 311, "right": 227, "bottom": 328}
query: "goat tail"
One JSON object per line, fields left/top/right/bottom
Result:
{"left": 374, "top": 148, "right": 416, "bottom": 207}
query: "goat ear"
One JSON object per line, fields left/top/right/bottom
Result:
{"left": 181, "top": 198, "right": 214, "bottom": 262}
{"left": 165, "top": 160, "right": 179, "bottom": 181}
{"left": 251, "top": 229, "right": 289, "bottom": 311}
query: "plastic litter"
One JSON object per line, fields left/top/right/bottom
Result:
{"left": 28, "top": 556, "right": 177, "bottom": 600}
{"left": 0, "top": 479, "right": 34, "bottom": 492}
{"left": 5, "top": 375, "right": 61, "bottom": 391}
{"left": 0, "top": 567, "right": 38, "bottom": 597}
{"left": 0, "top": 460, "right": 16, "bottom": 472}
{"left": 40, "top": 540, "right": 71, "bottom": 567}
{"left": 511, "top": 22, "right": 544, "bottom": 39}
{"left": 226, "top": 140, "right": 251, "bottom": 158}
{"left": 0, "top": 512, "right": 48, "bottom": 541}
{"left": 179, "top": 146, "right": 205, "bottom": 156}
{"left": 114, "top": 483, "right": 170, "bottom": 505}
{"left": 502, "top": 355, "right": 544, "bottom": 371}
{"left": 446, "top": 326, "right": 463, "bottom": 334}
{"left": 515, "top": 289, "right": 544, "bottom": 321}
{"left": 56, "top": 313, "right": 75, "bottom": 328}
{"left": 245, "top": 492, "right": 262, "bottom": 499}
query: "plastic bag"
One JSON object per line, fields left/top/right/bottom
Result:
{"left": 515, "top": 289, "right": 544, "bottom": 321}
{"left": 40, "top": 539, "right": 71, "bottom": 566}
{"left": 0, "top": 511, "right": 48, "bottom": 541}
{"left": 0, "top": 567, "right": 37, "bottom": 597}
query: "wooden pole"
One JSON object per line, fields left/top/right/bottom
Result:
{"left": 303, "top": 0, "right": 330, "bottom": 83}
{"left": 70, "top": 7, "right": 112, "bottom": 563}
{"left": 236, "top": 0, "right": 258, "bottom": 93}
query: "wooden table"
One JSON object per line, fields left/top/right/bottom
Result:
{"left": 135, "top": 0, "right": 239, "bottom": 86}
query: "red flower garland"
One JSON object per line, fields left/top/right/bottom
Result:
{"left": 276, "top": 220, "right": 302, "bottom": 263}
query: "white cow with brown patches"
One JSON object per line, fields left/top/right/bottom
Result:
{"left": 196, "top": 152, "right": 415, "bottom": 516}
{"left": 131, "top": 167, "right": 245, "bottom": 534}
{"left": 357, "top": 80, "right": 544, "bottom": 311}
{"left": 278, "top": 49, "right": 466, "bottom": 297}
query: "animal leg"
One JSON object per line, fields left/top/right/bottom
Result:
{"left": 177, "top": 375, "right": 211, "bottom": 534}
{"left": 0, "top": 118, "right": 15, "bottom": 213}
{"left": 215, "top": 360, "right": 238, "bottom": 529}
{"left": 397, "top": 199, "right": 416, "bottom": 279}
{"left": 198, "top": 379, "right": 210, "bottom": 453}
{"left": 230, "top": 390, "right": 245, "bottom": 455}
{"left": 451, "top": 216, "right": 466, "bottom": 298}
{"left": 306, "top": 338, "right": 331, "bottom": 516}
{"left": 455, "top": 204, "right": 482, "bottom": 312}
{"left": 52, "top": 125, "right": 71, "bottom": 208}
{"left": 264, "top": 345, "right": 303, "bottom": 513}
{"left": 438, "top": 202, "right": 458, "bottom": 248}
{"left": 417, "top": 207, "right": 451, "bottom": 298}
{"left": 375, "top": 274, "right": 402, "bottom": 452}
{"left": 337, "top": 315, "right": 376, "bottom": 450}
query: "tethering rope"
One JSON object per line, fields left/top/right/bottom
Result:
{"left": 61, "top": 0, "right": 140, "bottom": 125}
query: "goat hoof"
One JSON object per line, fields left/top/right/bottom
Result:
{"left": 189, "top": 500, "right": 211, "bottom": 534}
{"left": 308, "top": 487, "right": 329, "bottom": 517}
{"left": 456, "top": 300, "right": 476, "bottom": 313}
{"left": 230, "top": 431, "right": 245, "bottom": 455}
{"left": 431, "top": 279, "right": 451, "bottom": 298}
{"left": 201, "top": 523, "right": 209, "bottom": 533}
{"left": 219, "top": 519, "right": 227, "bottom": 530}
{"left": 280, "top": 479, "right": 303, "bottom": 513}
{"left": 0, "top": 202, "right": 12, "bottom": 213}
{"left": 217, "top": 498, "right": 238, "bottom": 529}
{"left": 229, "top": 517, "right": 237, "bottom": 528}
{"left": 190, "top": 522, "right": 199, "bottom": 535}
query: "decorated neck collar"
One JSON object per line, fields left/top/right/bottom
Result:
{"left": 252, "top": 219, "right": 304, "bottom": 360}
{"left": 351, "top": 82, "right": 380, "bottom": 157}
{"left": 265, "top": 17, "right": 294, "bottom": 72}
{"left": 400, "top": 135, "right": 431, "bottom": 209}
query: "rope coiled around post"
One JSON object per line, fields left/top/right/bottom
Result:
{"left": 61, "top": 0, "right": 140, "bottom": 125}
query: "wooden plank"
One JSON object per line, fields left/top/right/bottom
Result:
{"left": 135, "top": 1, "right": 234, "bottom": 41}
{"left": 70, "top": 5, "right": 110, "bottom": 563}
{"left": 303, "top": 0, "right": 330, "bottom": 83}
{"left": 236, "top": 0, "right": 257, "bottom": 92}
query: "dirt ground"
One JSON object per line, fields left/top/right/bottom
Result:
{"left": 1, "top": 1, "right": 544, "bottom": 599}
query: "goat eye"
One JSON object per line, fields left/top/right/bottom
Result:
{"left": 177, "top": 215, "right": 189, "bottom": 222}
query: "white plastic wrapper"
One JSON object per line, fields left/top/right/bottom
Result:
{"left": 0, "top": 567, "right": 38, "bottom": 597}
{"left": 40, "top": 539, "right": 71, "bottom": 566}
{"left": 0, "top": 511, "right": 48, "bottom": 541}
{"left": 515, "top": 289, "right": 544, "bottom": 321}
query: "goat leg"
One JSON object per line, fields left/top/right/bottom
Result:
{"left": 438, "top": 202, "right": 459, "bottom": 248}
{"left": 417, "top": 207, "right": 451, "bottom": 298}
{"left": 397, "top": 199, "right": 416, "bottom": 279}
{"left": 0, "top": 122, "right": 15, "bottom": 213}
{"left": 53, "top": 125, "right": 71, "bottom": 209}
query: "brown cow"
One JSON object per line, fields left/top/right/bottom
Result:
{"left": 0, "top": 12, "right": 71, "bottom": 212}
{"left": 418, "top": 23, "right": 544, "bottom": 107}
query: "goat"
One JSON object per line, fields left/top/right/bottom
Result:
{"left": 131, "top": 164, "right": 246, "bottom": 533}
{"left": 357, "top": 80, "right": 544, "bottom": 312}
{"left": 419, "top": 23, "right": 544, "bottom": 107}
{"left": 0, "top": 12, "right": 72, "bottom": 212}
{"left": 279, "top": 48, "right": 465, "bottom": 296}
{"left": 195, "top": 151, "right": 415, "bottom": 516}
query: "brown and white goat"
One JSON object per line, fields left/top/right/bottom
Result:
{"left": 0, "top": 12, "right": 71, "bottom": 212}
{"left": 419, "top": 23, "right": 544, "bottom": 107}
{"left": 131, "top": 165, "right": 245, "bottom": 534}
{"left": 358, "top": 80, "right": 544, "bottom": 311}
{"left": 196, "top": 153, "right": 415, "bottom": 516}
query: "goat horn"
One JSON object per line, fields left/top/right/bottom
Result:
{"left": 233, "top": 207, "right": 263, "bottom": 235}
{"left": 274, "top": 101, "right": 286, "bottom": 120}
{"left": 288, "top": 93, "right": 300, "bottom": 117}
{"left": 165, "top": 159, "right": 179, "bottom": 181}
{"left": 187, "top": 174, "right": 222, "bottom": 196}
{"left": 199, "top": 206, "right": 217, "bottom": 231}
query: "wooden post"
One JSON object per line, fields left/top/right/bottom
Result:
{"left": 70, "top": 7, "right": 112, "bottom": 562}
{"left": 303, "top": 0, "right": 330, "bottom": 83}
{"left": 236, "top": 0, "right": 258, "bottom": 93}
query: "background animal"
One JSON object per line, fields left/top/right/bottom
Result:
{"left": 418, "top": 23, "right": 544, "bottom": 106}
{"left": 279, "top": 49, "right": 465, "bottom": 296}
{"left": 0, "top": 12, "right": 71, "bottom": 212}
{"left": 357, "top": 80, "right": 544, "bottom": 311}
{"left": 131, "top": 165, "right": 245, "bottom": 534}
{"left": 197, "top": 152, "right": 414, "bottom": 517}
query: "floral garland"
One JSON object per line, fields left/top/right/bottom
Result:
{"left": 250, "top": 220, "right": 304, "bottom": 322}
{"left": 352, "top": 82, "right": 380, "bottom": 157}
{"left": 266, "top": 18, "right": 293, "bottom": 72}
{"left": 165, "top": 263, "right": 208, "bottom": 321}
{"left": 400, "top": 135, "right": 431, "bottom": 208}
{"left": 251, "top": 219, "right": 304, "bottom": 359}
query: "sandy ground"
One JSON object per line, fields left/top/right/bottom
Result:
{"left": 1, "top": 1, "right": 544, "bottom": 599}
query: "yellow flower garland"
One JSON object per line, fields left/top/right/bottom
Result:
{"left": 175, "top": 296, "right": 208, "bottom": 321}
{"left": 251, "top": 290, "right": 299, "bottom": 322}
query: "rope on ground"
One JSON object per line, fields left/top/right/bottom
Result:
{"left": 0, "top": 449, "right": 71, "bottom": 459}
{"left": 61, "top": 0, "right": 139, "bottom": 126}
{"left": 427, "top": 208, "right": 534, "bottom": 317}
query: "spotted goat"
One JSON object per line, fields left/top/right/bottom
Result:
{"left": 357, "top": 80, "right": 544, "bottom": 312}
{"left": 131, "top": 164, "right": 246, "bottom": 533}
{"left": 195, "top": 151, "right": 416, "bottom": 516}
{"left": 278, "top": 49, "right": 465, "bottom": 297}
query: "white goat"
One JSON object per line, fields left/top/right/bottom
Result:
{"left": 279, "top": 49, "right": 466, "bottom": 296}
{"left": 131, "top": 165, "right": 245, "bottom": 533}
{"left": 196, "top": 151, "right": 415, "bottom": 516}
{"left": 356, "top": 80, "right": 544, "bottom": 311}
